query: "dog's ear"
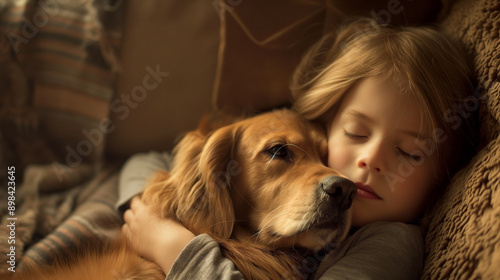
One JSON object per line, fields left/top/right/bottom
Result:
{"left": 175, "top": 124, "right": 240, "bottom": 239}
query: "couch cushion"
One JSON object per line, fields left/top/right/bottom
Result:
{"left": 213, "top": 0, "right": 442, "bottom": 114}
{"left": 423, "top": 0, "right": 500, "bottom": 278}
{"left": 104, "top": 0, "right": 219, "bottom": 158}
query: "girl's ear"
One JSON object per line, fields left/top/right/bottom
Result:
{"left": 177, "top": 124, "right": 239, "bottom": 239}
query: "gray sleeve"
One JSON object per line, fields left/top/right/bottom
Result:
{"left": 314, "top": 222, "right": 424, "bottom": 280}
{"left": 115, "top": 151, "right": 173, "bottom": 212}
{"left": 164, "top": 223, "right": 422, "bottom": 279}
{"left": 166, "top": 234, "right": 245, "bottom": 280}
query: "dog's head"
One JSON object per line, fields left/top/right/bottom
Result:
{"left": 143, "top": 109, "right": 355, "bottom": 251}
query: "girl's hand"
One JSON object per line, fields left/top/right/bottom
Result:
{"left": 121, "top": 196, "right": 196, "bottom": 274}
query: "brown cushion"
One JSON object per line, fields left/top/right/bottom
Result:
{"left": 423, "top": 0, "right": 500, "bottom": 278}
{"left": 213, "top": 0, "right": 442, "bottom": 114}
{"left": 105, "top": 1, "right": 220, "bottom": 158}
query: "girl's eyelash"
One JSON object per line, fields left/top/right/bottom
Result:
{"left": 344, "top": 131, "right": 366, "bottom": 139}
{"left": 398, "top": 148, "right": 421, "bottom": 161}
{"left": 344, "top": 130, "right": 421, "bottom": 161}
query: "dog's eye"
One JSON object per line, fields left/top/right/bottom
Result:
{"left": 267, "top": 145, "right": 291, "bottom": 161}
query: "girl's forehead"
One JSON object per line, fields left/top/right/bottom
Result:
{"left": 336, "top": 77, "right": 431, "bottom": 136}
{"left": 341, "top": 77, "right": 415, "bottom": 109}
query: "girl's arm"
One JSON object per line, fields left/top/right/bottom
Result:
{"left": 117, "top": 151, "right": 245, "bottom": 279}
{"left": 122, "top": 196, "right": 245, "bottom": 279}
{"left": 116, "top": 151, "right": 173, "bottom": 212}
{"left": 123, "top": 198, "right": 423, "bottom": 280}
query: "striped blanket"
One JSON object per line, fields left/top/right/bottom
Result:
{"left": 0, "top": 0, "right": 121, "bottom": 163}
{"left": 0, "top": 163, "right": 123, "bottom": 272}
{"left": 0, "top": 0, "right": 124, "bottom": 273}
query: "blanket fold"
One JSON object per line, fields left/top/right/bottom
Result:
{"left": 0, "top": 163, "right": 122, "bottom": 272}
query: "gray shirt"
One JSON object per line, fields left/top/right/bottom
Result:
{"left": 117, "top": 151, "right": 424, "bottom": 280}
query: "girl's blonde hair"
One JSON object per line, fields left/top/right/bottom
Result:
{"left": 292, "top": 18, "right": 478, "bottom": 180}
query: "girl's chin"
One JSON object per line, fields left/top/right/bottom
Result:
{"left": 351, "top": 201, "right": 384, "bottom": 228}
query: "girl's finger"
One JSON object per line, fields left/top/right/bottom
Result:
{"left": 121, "top": 224, "right": 132, "bottom": 242}
{"left": 121, "top": 224, "right": 128, "bottom": 234}
{"left": 129, "top": 196, "right": 141, "bottom": 209}
{"left": 123, "top": 209, "right": 134, "bottom": 224}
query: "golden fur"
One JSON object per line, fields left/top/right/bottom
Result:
{"left": 6, "top": 109, "right": 355, "bottom": 280}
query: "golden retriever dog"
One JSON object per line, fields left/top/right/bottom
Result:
{"left": 6, "top": 109, "right": 355, "bottom": 280}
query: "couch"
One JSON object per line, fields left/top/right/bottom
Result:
{"left": 0, "top": 0, "right": 498, "bottom": 279}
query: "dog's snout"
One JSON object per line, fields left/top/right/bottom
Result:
{"left": 320, "top": 176, "right": 356, "bottom": 210}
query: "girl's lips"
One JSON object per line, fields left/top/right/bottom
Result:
{"left": 355, "top": 183, "right": 382, "bottom": 200}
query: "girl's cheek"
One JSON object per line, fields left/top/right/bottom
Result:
{"left": 327, "top": 140, "right": 352, "bottom": 171}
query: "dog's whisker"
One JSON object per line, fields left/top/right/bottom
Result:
{"left": 252, "top": 211, "right": 290, "bottom": 239}
{"left": 256, "top": 202, "right": 297, "bottom": 235}
{"left": 265, "top": 144, "right": 292, "bottom": 169}
{"left": 253, "top": 210, "right": 313, "bottom": 242}
{"left": 259, "top": 207, "right": 312, "bottom": 235}
{"left": 208, "top": 220, "right": 236, "bottom": 228}
{"left": 285, "top": 143, "right": 313, "bottom": 161}
{"left": 252, "top": 216, "right": 284, "bottom": 239}
{"left": 265, "top": 143, "right": 315, "bottom": 169}
{"left": 232, "top": 186, "right": 258, "bottom": 211}
{"left": 297, "top": 211, "right": 312, "bottom": 233}
{"left": 254, "top": 207, "right": 308, "bottom": 240}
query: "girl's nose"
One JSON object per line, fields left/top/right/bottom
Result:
{"left": 357, "top": 143, "right": 388, "bottom": 175}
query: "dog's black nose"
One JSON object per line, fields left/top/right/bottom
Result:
{"left": 320, "top": 176, "right": 356, "bottom": 211}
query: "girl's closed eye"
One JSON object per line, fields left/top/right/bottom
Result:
{"left": 344, "top": 130, "right": 367, "bottom": 139}
{"left": 397, "top": 147, "right": 422, "bottom": 162}
{"left": 344, "top": 126, "right": 423, "bottom": 162}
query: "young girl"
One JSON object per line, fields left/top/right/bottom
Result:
{"left": 119, "top": 18, "right": 477, "bottom": 279}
